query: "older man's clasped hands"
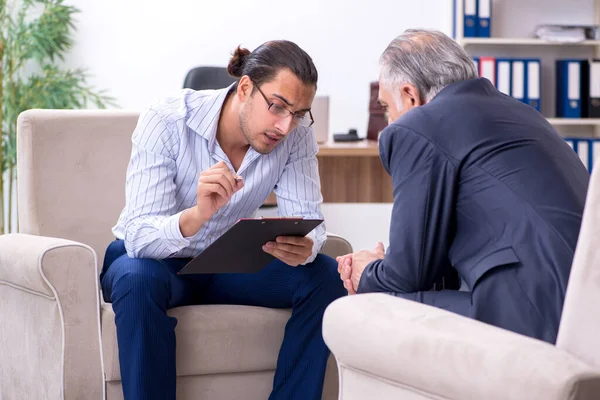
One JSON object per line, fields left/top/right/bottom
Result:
{"left": 336, "top": 242, "right": 386, "bottom": 295}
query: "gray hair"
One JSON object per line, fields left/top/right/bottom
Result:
{"left": 379, "top": 29, "right": 478, "bottom": 104}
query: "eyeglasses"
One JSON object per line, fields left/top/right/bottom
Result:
{"left": 253, "top": 83, "right": 314, "bottom": 127}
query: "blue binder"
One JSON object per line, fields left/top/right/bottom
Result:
{"left": 524, "top": 59, "right": 541, "bottom": 111}
{"left": 566, "top": 138, "right": 600, "bottom": 171}
{"left": 564, "top": 138, "right": 576, "bottom": 151}
{"left": 565, "top": 138, "right": 592, "bottom": 172}
{"left": 477, "top": 0, "right": 491, "bottom": 37}
{"left": 575, "top": 139, "right": 591, "bottom": 172}
{"left": 464, "top": 0, "right": 477, "bottom": 38}
{"left": 511, "top": 60, "right": 526, "bottom": 103}
{"left": 495, "top": 58, "right": 512, "bottom": 96}
{"left": 591, "top": 139, "right": 600, "bottom": 171}
{"left": 473, "top": 57, "right": 480, "bottom": 76}
{"left": 586, "top": 60, "right": 599, "bottom": 118}
{"left": 556, "top": 60, "right": 583, "bottom": 118}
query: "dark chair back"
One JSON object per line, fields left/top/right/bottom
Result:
{"left": 183, "top": 66, "right": 237, "bottom": 90}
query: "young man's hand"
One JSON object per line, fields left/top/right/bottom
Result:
{"left": 196, "top": 161, "right": 243, "bottom": 221}
{"left": 263, "top": 235, "right": 314, "bottom": 267}
{"left": 180, "top": 161, "right": 243, "bottom": 237}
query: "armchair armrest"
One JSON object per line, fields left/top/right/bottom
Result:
{"left": 321, "top": 232, "right": 352, "bottom": 259}
{"left": 323, "top": 294, "right": 600, "bottom": 400}
{"left": 0, "top": 233, "right": 103, "bottom": 400}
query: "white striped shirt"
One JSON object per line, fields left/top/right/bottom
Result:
{"left": 112, "top": 84, "right": 326, "bottom": 262}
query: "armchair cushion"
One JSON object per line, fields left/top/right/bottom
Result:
{"left": 324, "top": 294, "right": 600, "bottom": 400}
{"left": 103, "top": 232, "right": 352, "bottom": 381}
{"left": 102, "top": 304, "right": 291, "bottom": 380}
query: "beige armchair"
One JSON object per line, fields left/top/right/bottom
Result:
{"left": 0, "top": 109, "right": 351, "bottom": 400}
{"left": 323, "top": 155, "right": 600, "bottom": 399}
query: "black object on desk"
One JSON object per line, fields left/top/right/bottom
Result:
{"left": 178, "top": 218, "right": 324, "bottom": 275}
{"left": 333, "top": 129, "right": 363, "bottom": 142}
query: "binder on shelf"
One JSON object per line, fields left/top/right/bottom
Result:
{"left": 496, "top": 58, "right": 511, "bottom": 96}
{"left": 511, "top": 60, "right": 525, "bottom": 103}
{"left": 477, "top": 0, "right": 491, "bottom": 37}
{"left": 473, "top": 57, "right": 480, "bottom": 75}
{"left": 565, "top": 138, "right": 600, "bottom": 172}
{"left": 592, "top": 139, "right": 600, "bottom": 171}
{"left": 525, "top": 59, "right": 541, "bottom": 111}
{"left": 581, "top": 60, "right": 591, "bottom": 118}
{"left": 464, "top": 0, "right": 478, "bottom": 38}
{"left": 587, "top": 59, "right": 600, "bottom": 118}
{"left": 479, "top": 57, "right": 496, "bottom": 86}
{"left": 576, "top": 139, "right": 591, "bottom": 171}
{"left": 452, "top": 0, "right": 461, "bottom": 38}
{"left": 564, "top": 138, "right": 575, "bottom": 150}
{"left": 556, "top": 60, "right": 584, "bottom": 118}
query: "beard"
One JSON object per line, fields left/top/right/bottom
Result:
{"left": 239, "top": 105, "right": 274, "bottom": 155}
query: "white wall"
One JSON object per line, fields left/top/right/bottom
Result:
{"left": 60, "top": 0, "right": 451, "bottom": 251}
{"left": 63, "top": 0, "right": 452, "bottom": 136}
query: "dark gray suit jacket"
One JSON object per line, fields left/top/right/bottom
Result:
{"left": 358, "top": 78, "right": 589, "bottom": 343}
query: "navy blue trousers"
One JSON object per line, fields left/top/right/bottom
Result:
{"left": 100, "top": 239, "right": 345, "bottom": 400}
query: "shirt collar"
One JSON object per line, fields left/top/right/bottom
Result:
{"left": 185, "top": 83, "right": 236, "bottom": 148}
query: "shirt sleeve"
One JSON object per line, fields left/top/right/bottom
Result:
{"left": 274, "top": 127, "right": 326, "bottom": 264}
{"left": 358, "top": 125, "right": 457, "bottom": 294}
{"left": 120, "top": 108, "right": 191, "bottom": 259}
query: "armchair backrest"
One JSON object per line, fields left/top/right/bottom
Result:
{"left": 556, "top": 164, "right": 600, "bottom": 367}
{"left": 17, "top": 109, "right": 139, "bottom": 266}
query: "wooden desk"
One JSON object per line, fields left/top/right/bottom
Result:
{"left": 317, "top": 140, "right": 392, "bottom": 203}
{"left": 262, "top": 140, "right": 393, "bottom": 206}
{"left": 316, "top": 140, "right": 381, "bottom": 157}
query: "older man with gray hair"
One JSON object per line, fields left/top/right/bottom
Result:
{"left": 337, "top": 29, "right": 589, "bottom": 343}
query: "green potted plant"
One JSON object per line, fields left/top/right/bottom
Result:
{"left": 0, "top": 0, "right": 114, "bottom": 234}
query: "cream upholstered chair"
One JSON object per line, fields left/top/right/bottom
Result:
{"left": 0, "top": 109, "right": 351, "bottom": 400}
{"left": 323, "top": 156, "right": 600, "bottom": 399}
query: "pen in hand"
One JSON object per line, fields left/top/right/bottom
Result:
{"left": 181, "top": 162, "right": 243, "bottom": 237}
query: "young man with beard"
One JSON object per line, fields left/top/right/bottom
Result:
{"left": 101, "top": 40, "right": 345, "bottom": 400}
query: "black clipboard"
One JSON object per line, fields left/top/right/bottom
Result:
{"left": 177, "top": 217, "right": 324, "bottom": 275}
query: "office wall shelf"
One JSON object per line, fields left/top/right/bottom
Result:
{"left": 460, "top": 38, "right": 600, "bottom": 46}
{"left": 453, "top": 0, "right": 600, "bottom": 135}
{"left": 546, "top": 118, "right": 600, "bottom": 126}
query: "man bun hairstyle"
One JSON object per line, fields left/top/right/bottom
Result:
{"left": 227, "top": 46, "right": 251, "bottom": 79}
{"left": 226, "top": 40, "right": 318, "bottom": 88}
